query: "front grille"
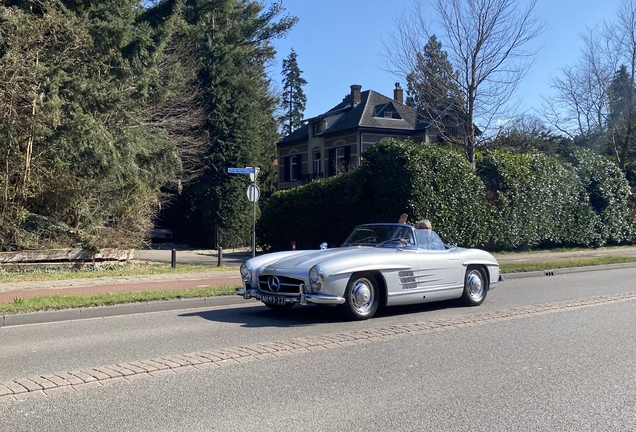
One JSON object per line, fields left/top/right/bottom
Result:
{"left": 258, "top": 275, "right": 304, "bottom": 294}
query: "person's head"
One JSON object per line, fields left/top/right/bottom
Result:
{"left": 415, "top": 219, "right": 432, "bottom": 230}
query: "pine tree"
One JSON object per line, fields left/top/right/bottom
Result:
{"left": 279, "top": 48, "right": 307, "bottom": 136}
{"left": 0, "top": 0, "right": 183, "bottom": 249}
{"left": 161, "top": 0, "right": 296, "bottom": 248}
{"left": 405, "top": 35, "right": 461, "bottom": 113}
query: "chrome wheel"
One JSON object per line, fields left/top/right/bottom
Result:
{"left": 461, "top": 266, "right": 487, "bottom": 306}
{"left": 344, "top": 273, "right": 379, "bottom": 320}
{"left": 351, "top": 278, "right": 375, "bottom": 314}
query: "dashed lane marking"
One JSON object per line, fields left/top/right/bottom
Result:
{"left": 1, "top": 291, "right": 635, "bottom": 403}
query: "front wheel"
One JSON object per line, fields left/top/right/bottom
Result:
{"left": 343, "top": 272, "right": 379, "bottom": 320}
{"left": 460, "top": 266, "right": 488, "bottom": 306}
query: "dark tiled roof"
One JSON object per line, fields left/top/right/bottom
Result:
{"left": 278, "top": 123, "right": 309, "bottom": 146}
{"left": 278, "top": 88, "right": 430, "bottom": 147}
{"left": 323, "top": 90, "right": 430, "bottom": 136}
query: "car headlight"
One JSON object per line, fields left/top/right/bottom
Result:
{"left": 240, "top": 263, "right": 252, "bottom": 280}
{"left": 309, "top": 265, "right": 323, "bottom": 283}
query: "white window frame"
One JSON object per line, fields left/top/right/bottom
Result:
{"left": 313, "top": 150, "right": 321, "bottom": 175}
{"left": 289, "top": 155, "right": 298, "bottom": 181}
{"left": 335, "top": 147, "right": 346, "bottom": 173}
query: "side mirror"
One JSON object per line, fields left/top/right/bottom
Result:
{"left": 319, "top": 242, "right": 328, "bottom": 250}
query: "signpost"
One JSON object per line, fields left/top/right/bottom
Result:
{"left": 228, "top": 167, "right": 255, "bottom": 174}
{"left": 247, "top": 184, "right": 260, "bottom": 202}
{"left": 228, "top": 167, "right": 260, "bottom": 257}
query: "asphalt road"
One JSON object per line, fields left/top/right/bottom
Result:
{"left": 1, "top": 268, "right": 635, "bottom": 431}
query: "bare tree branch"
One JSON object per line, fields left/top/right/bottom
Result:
{"left": 383, "top": 0, "right": 545, "bottom": 163}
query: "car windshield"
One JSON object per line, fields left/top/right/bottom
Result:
{"left": 341, "top": 224, "right": 415, "bottom": 247}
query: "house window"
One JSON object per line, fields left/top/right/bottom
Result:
{"left": 289, "top": 155, "right": 298, "bottom": 181}
{"left": 313, "top": 150, "right": 321, "bottom": 176}
{"left": 447, "top": 126, "right": 460, "bottom": 137}
{"left": 312, "top": 120, "right": 324, "bottom": 136}
{"left": 384, "top": 110, "right": 394, "bottom": 118}
{"left": 328, "top": 146, "right": 350, "bottom": 176}
{"left": 336, "top": 147, "right": 346, "bottom": 173}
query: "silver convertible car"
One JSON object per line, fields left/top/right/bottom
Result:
{"left": 237, "top": 223, "right": 503, "bottom": 320}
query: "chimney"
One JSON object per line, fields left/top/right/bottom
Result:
{"left": 393, "top": 82, "right": 403, "bottom": 104}
{"left": 350, "top": 84, "right": 362, "bottom": 106}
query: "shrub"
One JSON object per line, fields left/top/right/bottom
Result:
{"left": 259, "top": 140, "right": 492, "bottom": 250}
{"left": 258, "top": 141, "right": 635, "bottom": 252}
{"left": 562, "top": 148, "right": 635, "bottom": 245}
{"left": 478, "top": 151, "right": 597, "bottom": 250}
{"left": 362, "top": 140, "right": 492, "bottom": 247}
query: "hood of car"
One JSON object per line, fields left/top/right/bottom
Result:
{"left": 262, "top": 247, "right": 361, "bottom": 271}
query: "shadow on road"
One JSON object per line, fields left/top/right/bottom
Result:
{"left": 179, "top": 299, "right": 461, "bottom": 328}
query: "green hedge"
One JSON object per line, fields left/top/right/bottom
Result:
{"left": 362, "top": 140, "right": 492, "bottom": 247}
{"left": 257, "top": 169, "right": 370, "bottom": 251}
{"left": 565, "top": 148, "right": 635, "bottom": 245}
{"left": 258, "top": 140, "right": 635, "bottom": 251}
{"left": 477, "top": 151, "right": 596, "bottom": 249}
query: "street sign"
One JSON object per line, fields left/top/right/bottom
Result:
{"left": 247, "top": 166, "right": 261, "bottom": 182}
{"left": 247, "top": 184, "right": 261, "bottom": 202}
{"left": 228, "top": 167, "right": 255, "bottom": 174}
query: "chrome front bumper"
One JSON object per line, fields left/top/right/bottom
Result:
{"left": 236, "top": 285, "right": 345, "bottom": 306}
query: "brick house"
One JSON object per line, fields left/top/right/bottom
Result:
{"left": 277, "top": 83, "right": 462, "bottom": 190}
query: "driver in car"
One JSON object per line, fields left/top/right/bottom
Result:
{"left": 398, "top": 213, "right": 445, "bottom": 250}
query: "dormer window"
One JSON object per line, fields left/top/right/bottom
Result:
{"left": 373, "top": 103, "right": 401, "bottom": 120}
{"left": 312, "top": 120, "right": 324, "bottom": 136}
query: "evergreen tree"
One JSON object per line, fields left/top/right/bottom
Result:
{"left": 0, "top": 0, "right": 184, "bottom": 249}
{"left": 162, "top": 0, "right": 296, "bottom": 248}
{"left": 607, "top": 64, "right": 636, "bottom": 168}
{"left": 0, "top": 0, "right": 296, "bottom": 250}
{"left": 278, "top": 48, "right": 307, "bottom": 136}
{"left": 405, "top": 35, "right": 461, "bottom": 113}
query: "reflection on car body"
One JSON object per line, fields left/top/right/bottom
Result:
{"left": 236, "top": 223, "right": 503, "bottom": 320}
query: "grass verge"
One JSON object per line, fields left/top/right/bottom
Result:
{"left": 499, "top": 256, "right": 636, "bottom": 273}
{"left": 0, "top": 261, "right": 234, "bottom": 284}
{"left": 0, "top": 286, "right": 236, "bottom": 315}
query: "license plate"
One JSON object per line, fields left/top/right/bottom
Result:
{"left": 261, "top": 294, "right": 286, "bottom": 305}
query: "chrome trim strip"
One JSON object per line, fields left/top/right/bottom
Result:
{"left": 332, "top": 265, "right": 412, "bottom": 276}
{"left": 389, "top": 284, "right": 463, "bottom": 297}
{"left": 239, "top": 286, "right": 345, "bottom": 305}
{"left": 303, "top": 294, "right": 346, "bottom": 305}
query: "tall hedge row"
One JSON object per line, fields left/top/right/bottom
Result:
{"left": 362, "top": 141, "right": 492, "bottom": 247}
{"left": 566, "top": 148, "right": 635, "bottom": 245}
{"left": 478, "top": 151, "right": 597, "bottom": 249}
{"left": 257, "top": 140, "right": 635, "bottom": 251}
{"left": 257, "top": 169, "right": 371, "bottom": 251}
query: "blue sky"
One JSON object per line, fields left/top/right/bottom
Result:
{"left": 266, "top": 0, "right": 619, "bottom": 122}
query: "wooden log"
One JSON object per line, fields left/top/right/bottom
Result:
{"left": 0, "top": 249, "right": 134, "bottom": 263}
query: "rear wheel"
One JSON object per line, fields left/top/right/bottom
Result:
{"left": 343, "top": 272, "right": 379, "bottom": 320}
{"left": 461, "top": 266, "right": 488, "bottom": 306}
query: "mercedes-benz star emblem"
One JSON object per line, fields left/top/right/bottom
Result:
{"left": 267, "top": 275, "right": 281, "bottom": 292}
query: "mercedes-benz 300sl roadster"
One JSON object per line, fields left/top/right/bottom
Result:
{"left": 236, "top": 223, "right": 502, "bottom": 320}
